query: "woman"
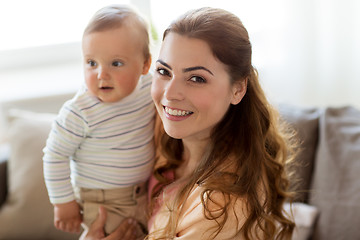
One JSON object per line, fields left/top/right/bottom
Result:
{"left": 85, "top": 7, "right": 297, "bottom": 240}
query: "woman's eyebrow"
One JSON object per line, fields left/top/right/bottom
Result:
{"left": 156, "top": 59, "right": 172, "bottom": 70}
{"left": 156, "top": 59, "right": 213, "bottom": 76}
{"left": 183, "top": 66, "right": 213, "bottom": 76}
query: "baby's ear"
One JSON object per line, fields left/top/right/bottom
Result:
{"left": 231, "top": 78, "right": 247, "bottom": 105}
{"left": 142, "top": 55, "right": 152, "bottom": 74}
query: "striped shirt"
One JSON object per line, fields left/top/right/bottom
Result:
{"left": 43, "top": 73, "right": 155, "bottom": 204}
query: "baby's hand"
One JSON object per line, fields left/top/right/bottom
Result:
{"left": 54, "top": 200, "right": 82, "bottom": 233}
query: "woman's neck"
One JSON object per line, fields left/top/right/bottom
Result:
{"left": 175, "top": 138, "right": 209, "bottom": 179}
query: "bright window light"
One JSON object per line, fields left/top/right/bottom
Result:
{"left": 0, "top": 0, "right": 130, "bottom": 51}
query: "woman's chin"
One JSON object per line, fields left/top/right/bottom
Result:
{"left": 163, "top": 128, "right": 184, "bottom": 140}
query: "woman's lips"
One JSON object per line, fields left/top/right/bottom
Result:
{"left": 163, "top": 106, "right": 193, "bottom": 121}
{"left": 164, "top": 106, "right": 192, "bottom": 116}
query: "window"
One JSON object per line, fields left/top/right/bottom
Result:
{"left": 0, "top": 0, "right": 140, "bottom": 100}
{"left": 1, "top": 0, "right": 359, "bottom": 108}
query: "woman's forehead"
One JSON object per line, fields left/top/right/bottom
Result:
{"left": 159, "top": 33, "right": 213, "bottom": 63}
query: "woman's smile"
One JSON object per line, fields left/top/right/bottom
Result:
{"left": 163, "top": 106, "right": 193, "bottom": 121}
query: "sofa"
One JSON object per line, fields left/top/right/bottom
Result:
{"left": 0, "top": 93, "right": 359, "bottom": 240}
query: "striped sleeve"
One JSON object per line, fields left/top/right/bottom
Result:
{"left": 43, "top": 101, "right": 87, "bottom": 204}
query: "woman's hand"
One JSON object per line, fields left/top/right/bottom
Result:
{"left": 80, "top": 206, "right": 138, "bottom": 240}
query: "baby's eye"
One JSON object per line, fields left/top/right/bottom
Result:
{"left": 156, "top": 68, "right": 171, "bottom": 77}
{"left": 112, "top": 61, "right": 124, "bottom": 67}
{"left": 189, "top": 76, "right": 206, "bottom": 83}
{"left": 87, "top": 60, "right": 97, "bottom": 67}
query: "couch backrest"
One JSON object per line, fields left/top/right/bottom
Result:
{"left": 279, "top": 104, "right": 320, "bottom": 203}
{"left": 280, "top": 104, "right": 360, "bottom": 240}
{"left": 309, "top": 106, "right": 360, "bottom": 240}
{"left": 0, "top": 92, "right": 75, "bottom": 142}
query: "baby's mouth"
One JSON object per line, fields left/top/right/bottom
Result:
{"left": 100, "top": 86, "right": 113, "bottom": 90}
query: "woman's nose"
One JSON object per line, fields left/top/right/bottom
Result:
{"left": 164, "top": 76, "right": 184, "bottom": 101}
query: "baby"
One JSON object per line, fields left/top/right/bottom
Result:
{"left": 43, "top": 5, "right": 155, "bottom": 238}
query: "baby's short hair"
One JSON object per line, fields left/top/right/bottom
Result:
{"left": 84, "top": 4, "right": 151, "bottom": 60}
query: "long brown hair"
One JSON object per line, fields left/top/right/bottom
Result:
{"left": 150, "top": 7, "right": 296, "bottom": 240}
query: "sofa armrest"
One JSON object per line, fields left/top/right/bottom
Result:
{"left": 0, "top": 145, "right": 9, "bottom": 207}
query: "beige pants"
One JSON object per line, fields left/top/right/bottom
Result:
{"left": 74, "top": 182, "right": 148, "bottom": 239}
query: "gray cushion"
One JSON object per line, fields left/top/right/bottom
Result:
{"left": 309, "top": 106, "right": 360, "bottom": 240}
{"left": 279, "top": 104, "right": 320, "bottom": 202}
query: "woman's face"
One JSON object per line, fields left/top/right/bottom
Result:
{"left": 151, "top": 33, "right": 242, "bottom": 141}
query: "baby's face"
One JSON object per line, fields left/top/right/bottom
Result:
{"left": 82, "top": 25, "right": 150, "bottom": 103}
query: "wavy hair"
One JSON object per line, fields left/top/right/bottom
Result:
{"left": 150, "top": 7, "right": 297, "bottom": 240}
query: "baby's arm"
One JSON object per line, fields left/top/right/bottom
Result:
{"left": 54, "top": 200, "right": 82, "bottom": 233}
{"left": 43, "top": 102, "right": 87, "bottom": 233}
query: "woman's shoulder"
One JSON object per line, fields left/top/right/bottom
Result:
{"left": 183, "top": 184, "right": 247, "bottom": 216}
{"left": 175, "top": 185, "right": 247, "bottom": 239}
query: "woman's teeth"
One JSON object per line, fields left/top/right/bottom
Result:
{"left": 165, "top": 107, "right": 192, "bottom": 116}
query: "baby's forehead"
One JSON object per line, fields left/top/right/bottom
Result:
{"left": 84, "top": 23, "right": 146, "bottom": 43}
{"left": 86, "top": 19, "right": 149, "bottom": 44}
{"left": 82, "top": 27, "right": 149, "bottom": 61}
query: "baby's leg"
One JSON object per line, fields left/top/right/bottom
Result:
{"left": 81, "top": 201, "right": 102, "bottom": 231}
{"left": 74, "top": 184, "right": 148, "bottom": 239}
{"left": 74, "top": 187, "right": 104, "bottom": 233}
{"left": 103, "top": 183, "right": 148, "bottom": 239}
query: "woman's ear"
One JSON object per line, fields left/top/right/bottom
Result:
{"left": 231, "top": 78, "right": 248, "bottom": 105}
{"left": 142, "top": 55, "right": 152, "bottom": 74}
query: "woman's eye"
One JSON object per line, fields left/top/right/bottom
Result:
{"left": 189, "top": 76, "right": 206, "bottom": 83}
{"left": 112, "top": 61, "right": 124, "bottom": 67}
{"left": 156, "top": 68, "right": 171, "bottom": 77}
{"left": 87, "top": 60, "right": 97, "bottom": 67}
